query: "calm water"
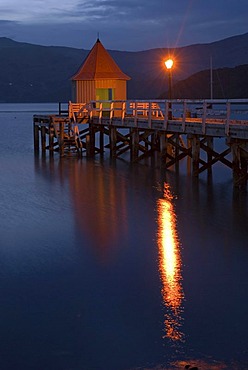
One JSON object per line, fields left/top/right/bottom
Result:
{"left": 0, "top": 104, "right": 248, "bottom": 370}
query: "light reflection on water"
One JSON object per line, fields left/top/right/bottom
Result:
{"left": 1, "top": 105, "right": 248, "bottom": 370}
{"left": 157, "top": 183, "right": 184, "bottom": 342}
{"left": 64, "top": 159, "right": 129, "bottom": 263}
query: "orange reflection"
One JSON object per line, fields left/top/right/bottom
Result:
{"left": 68, "top": 161, "right": 128, "bottom": 263}
{"left": 157, "top": 183, "right": 184, "bottom": 341}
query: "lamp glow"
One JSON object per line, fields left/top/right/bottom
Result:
{"left": 165, "top": 59, "right": 174, "bottom": 70}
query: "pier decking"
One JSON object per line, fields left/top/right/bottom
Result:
{"left": 33, "top": 99, "right": 248, "bottom": 187}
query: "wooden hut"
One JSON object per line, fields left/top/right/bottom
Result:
{"left": 71, "top": 38, "right": 130, "bottom": 104}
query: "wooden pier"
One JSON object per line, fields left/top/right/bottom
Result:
{"left": 33, "top": 99, "right": 248, "bottom": 187}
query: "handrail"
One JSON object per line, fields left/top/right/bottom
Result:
{"left": 68, "top": 100, "right": 248, "bottom": 134}
{"left": 68, "top": 101, "right": 91, "bottom": 122}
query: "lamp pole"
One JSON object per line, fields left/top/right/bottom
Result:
{"left": 165, "top": 58, "right": 174, "bottom": 119}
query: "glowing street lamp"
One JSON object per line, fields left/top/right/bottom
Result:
{"left": 164, "top": 58, "right": 174, "bottom": 100}
{"left": 164, "top": 58, "right": 174, "bottom": 118}
{"left": 165, "top": 58, "right": 174, "bottom": 70}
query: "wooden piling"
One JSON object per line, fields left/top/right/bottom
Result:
{"left": 240, "top": 155, "right": 247, "bottom": 187}
{"left": 232, "top": 143, "right": 240, "bottom": 187}
{"left": 151, "top": 132, "right": 157, "bottom": 150}
{"left": 110, "top": 126, "right": 117, "bottom": 158}
{"left": 49, "top": 119, "right": 54, "bottom": 156}
{"left": 130, "top": 128, "right": 139, "bottom": 161}
{"left": 192, "top": 135, "right": 200, "bottom": 177}
{"left": 33, "top": 124, "right": 39, "bottom": 153}
{"left": 89, "top": 126, "right": 95, "bottom": 157}
{"left": 175, "top": 134, "right": 180, "bottom": 172}
{"left": 86, "top": 135, "right": 91, "bottom": 156}
{"left": 231, "top": 142, "right": 248, "bottom": 187}
{"left": 59, "top": 121, "right": 64, "bottom": 157}
{"left": 187, "top": 135, "right": 192, "bottom": 174}
{"left": 206, "top": 137, "right": 213, "bottom": 175}
{"left": 41, "top": 126, "right": 46, "bottom": 153}
{"left": 159, "top": 132, "right": 166, "bottom": 165}
{"left": 99, "top": 126, "right": 104, "bottom": 155}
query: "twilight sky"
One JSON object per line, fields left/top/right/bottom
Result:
{"left": 0, "top": 0, "right": 247, "bottom": 51}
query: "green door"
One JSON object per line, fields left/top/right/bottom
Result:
{"left": 96, "top": 88, "right": 115, "bottom": 106}
{"left": 95, "top": 88, "right": 115, "bottom": 116}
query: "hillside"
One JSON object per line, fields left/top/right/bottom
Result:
{"left": 0, "top": 33, "right": 248, "bottom": 102}
{"left": 159, "top": 64, "right": 248, "bottom": 99}
{"left": 0, "top": 38, "right": 86, "bottom": 103}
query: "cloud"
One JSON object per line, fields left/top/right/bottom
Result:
{"left": 0, "top": 0, "right": 247, "bottom": 51}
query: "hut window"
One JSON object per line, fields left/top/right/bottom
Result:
{"left": 108, "top": 89, "right": 113, "bottom": 100}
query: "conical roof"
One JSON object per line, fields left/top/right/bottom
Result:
{"left": 72, "top": 39, "right": 131, "bottom": 81}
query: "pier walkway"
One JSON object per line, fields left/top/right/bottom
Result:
{"left": 33, "top": 99, "right": 248, "bottom": 187}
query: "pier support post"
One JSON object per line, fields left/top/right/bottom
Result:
{"left": 232, "top": 142, "right": 248, "bottom": 187}
{"left": 175, "top": 134, "right": 180, "bottom": 172}
{"left": 162, "top": 135, "right": 173, "bottom": 168}
{"left": 232, "top": 143, "right": 241, "bottom": 187}
{"left": 85, "top": 126, "right": 96, "bottom": 157}
{"left": 130, "top": 128, "right": 139, "bottom": 161}
{"left": 151, "top": 132, "right": 157, "bottom": 151}
{"left": 110, "top": 126, "right": 117, "bottom": 158}
{"left": 90, "top": 126, "right": 95, "bottom": 155}
{"left": 86, "top": 135, "right": 91, "bottom": 157}
{"left": 240, "top": 155, "right": 248, "bottom": 187}
{"left": 41, "top": 126, "right": 46, "bottom": 153}
{"left": 192, "top": 135, "right": 200, "bottom": 177}
{"left": 145, "top": 133, "right": 149, "bottom": 151}
{"left": 59, "top": 121, "right": 64, "bottom": 157}
{"left": 159, "top": 133, "right": 166, "bottom": 166}
{"left": 49, "top": 119, "right": 54, "bottom": 156}
{"left": 33, "top": 124, "right": 40, "bottom": 153}
{"left": 89, "top": 125, "right": 95, "bottom": 157}
{"left": 187, "top": 135, "right": 192, "bottom": 174}
{"left": 207, "top": 137, "right": 213, "bottom": 175}
{"left": 99, "top": 126, "right": 104, "bottom": 156}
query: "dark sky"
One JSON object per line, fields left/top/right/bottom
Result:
{"left": 0, "top": 0, "right": 247, "bottom": 50}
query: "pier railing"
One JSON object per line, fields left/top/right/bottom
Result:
{"left": 68, "top": 99, "right": 248, "bottom": 132}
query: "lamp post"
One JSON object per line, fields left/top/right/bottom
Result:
{"left": 164, "top": 58, "right": 174, "bottom": 119}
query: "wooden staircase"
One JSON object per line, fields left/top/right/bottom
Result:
{"left": 51, "top": 118, "right": 83, "bottom": 156}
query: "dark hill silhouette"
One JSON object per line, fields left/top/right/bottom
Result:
{"left": 0, "top": 32, "right": 248, "bottom": 102}
{"left": 159, "top": 64, "right": 248, "bottom": 99}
